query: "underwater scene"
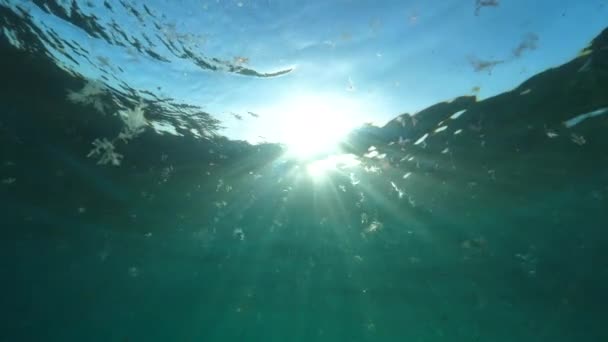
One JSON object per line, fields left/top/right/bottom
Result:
{"left": 1, "top": 1, "right": 608, "bottom": 341}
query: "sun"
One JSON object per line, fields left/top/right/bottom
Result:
{"left": 276, "top": 94, "right": 359, "bottom": 159}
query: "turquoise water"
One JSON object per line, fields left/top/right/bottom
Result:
{"left": 1, "top": 2, "right": 608, "bottom": 341}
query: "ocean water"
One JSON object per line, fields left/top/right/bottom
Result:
{"left": 1, "top": 1, "right": 608, "bottom": 341}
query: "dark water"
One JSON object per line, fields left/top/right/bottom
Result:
{"left": 2, "top": 4, "right": 608, "bottom": 342}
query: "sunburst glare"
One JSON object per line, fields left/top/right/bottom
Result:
{"left": 275, "top": 94, "right": 364, "bottom": 160}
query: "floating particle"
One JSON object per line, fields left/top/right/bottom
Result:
{"left": 350, "top": 173, "right": 360, "bottom": 185}
{"left": 450, "top": 110, "right": 467, "bottom": 119}
{"left": 2, "top": 177, "right": 16, "bottom": 185}
{"left": 407, "top": 11, "right": 419, "bottom": 25}
{"left": 408, "top": 256, "right": 421, "bottom": 264}
{"left": 475, "top": 0, "right": 499, "bottom": 16}
{"left": 545, "top": 130, "right": 559, "bottom": 138}
{"left": 414, "top": 133, "right": 428, "bottom": 145}
{"left": 98, "top": 249, "right": 110, "bottom": 262}
{"left": 407, "top": 195, "right": 416, "bottom": 207}
{"left": 488, "top": 169, "right": 496, "bottom": 180}
{"left": 128, "top": 266, "right": 139, "bottom": 278}
{"left": 87, "top": 138, "right": 123, "bottom": 166}
{"left": 570, "top": 133, "right": 586, "bottom": 146}
{"left": 434, "top": 125, "right": 448, "bottom": 133}
{"left": 365, "top": 320, "right": 376, "bottom": 332}
{"left": 391, "top": 181, "right": 404, "bottom": 199}
{"left": 364, "top": 165, "right": 381, "bottom": 173}
{"left": 357, "top": 192, "right": 366, "bottom": 207}
{"left": 519, "top": 89, "right": 532, "bottom": 95}
{"left": 364, "top": 150, "right": 379, "bottom": 159}
{"left": 347, "top": 77, "right": 356, "bottom": 92}
{"left": 563, "top": 107, "right": 608, "bottom": 128}
{"left": 515, "top": 252, "right": 537, "bottom": 276}
{"left": 233, "top": 228, "right": 245, "bottom": 241}
{"left": 461, "top": 237, "right": 487, "bottom": 251}
{"left": 469, "top": 56, "right": 504, "bottom": 74}
{"left": 365, "top": 220, "right": 383, "bottom": 233}
{"left": 578, "top": 57, "right": 592, "bottom": 72}
{"left": 513, "top": 33, "right": 539, "bottom": 58}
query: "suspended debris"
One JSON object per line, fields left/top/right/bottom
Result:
{"left": 414, "top": 133, "right": 429, "bottom": 145}
{"left": 434, "top": 125, "right": 448, "bottom": 133}
{"left": 578, "top": 57, "right": 592, "bottom": 72}
{"left": 570, "top": 133, "right": 586, "bottom": 146}
{"left": 519, "top": 89, "right": 532, "bottom": 95}
{"left": 450, "top": 109, "right": 467, "bottom": 119}
{"left": 563, "top": 107, "right": 608, "bottom": 128}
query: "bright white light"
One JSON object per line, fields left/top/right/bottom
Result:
{"left": 275, "top": 95, "right": 361, "bottom": 159}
